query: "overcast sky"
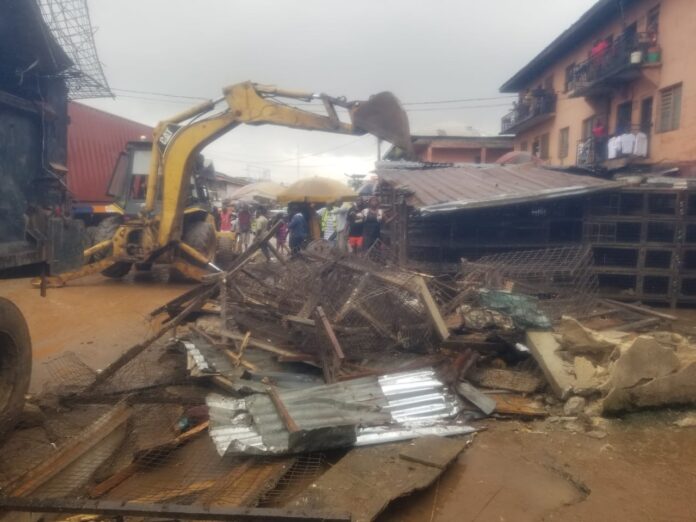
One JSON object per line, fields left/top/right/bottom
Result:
{"left": 82, "top": 0, "right": 597, "bottom": 182}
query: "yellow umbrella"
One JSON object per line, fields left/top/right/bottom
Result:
{"left": 229, "top": 181, "right": 285, "bottom": 203}
{"left": 277, "top": 176, "right": 357, "bottom": 204}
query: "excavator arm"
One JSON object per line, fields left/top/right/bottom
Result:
{"left": 145, "top": 81, "right": 412, "bottom": 247}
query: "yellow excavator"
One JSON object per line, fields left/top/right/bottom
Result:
{"left": 38, "top": 81, "right": 412, "bottom": 287}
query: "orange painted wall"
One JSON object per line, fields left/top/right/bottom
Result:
{"left": 510, "top": 0, "right": 696, "bottom": 167}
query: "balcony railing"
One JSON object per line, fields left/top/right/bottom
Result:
{"left": 568, "top": 31, "right": 659, "bottom": 97}
{"left": 576, "top": 126, "right": 650, "bottom": 168}
{"left": 501, "top": 90, "right": 556, "bottom": 134}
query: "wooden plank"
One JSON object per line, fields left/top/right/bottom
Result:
{"left": 266, "top": 386, "right": 300, "bottom": 433}
{"left": 398, "top": 435, "right": 468, "bottom": 470}
{"left": 8, "top": 403, "right": 131, "bottom": 497}
{"left": 474, "top": 368, "right": 543, "bottom": 393}
{"left": 0, "top": 497, "right": 351, "bottom": 521}
{"left": 314, "top": 306, "right": 345, "bottom": 383}
{"left": 603, "top": 298, "right": 676, "bottom": 321}
{"left": 412, "top": 275, "right": 450, "bottom": 341}
{"left": 334, "top": 274, "right": 370, "bottom": 322}
{"left": 89, "top": 421, "right": 209, "bottom": 498}
{"left": 610, "top": 317, "right": 661, "bottom": 332}
{"left": 456, "top": 381, "right": 496, "bottom": 415}
{"left": 488, "top": 393, "right": 548, "bottom": 417}
{"left": 218, "top": 329, "right": 303, "bottom": 358}
{"left": 526, "top": 330, "right": 576, "bottom": 399}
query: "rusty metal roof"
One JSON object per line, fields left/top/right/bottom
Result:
{"left": 67, "top": 102, "right": 152, "bottom": 203}
{"left": 377, "top": 162, "right": 622, "bottom": 214}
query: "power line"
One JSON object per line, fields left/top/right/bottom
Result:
{"left": 403, "top": 95, "right": 516, "bottom": 106}
{"left": 114, "top": 94, "right": 196, "bottom": 105}
{"left": 111, "top": 87, "right": 208, "bottom": 100}
{"left": 406, "top": 102, "right": 512, "bottom": 112}
{"left": 110, "top": 86, "right": 516, "bottom": 109}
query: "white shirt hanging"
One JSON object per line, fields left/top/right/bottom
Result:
{"left": 633, "top": 132, "right": 648, "bottom": 157}
{"left": 607, "top": 136, "right": 619, "bottom": 159}
{"left": 620, "top": 133, "right": 636, "bottom": 156}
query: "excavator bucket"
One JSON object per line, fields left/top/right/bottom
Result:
{"left": 351, "top": 92, "right": 414, "bottom": 159}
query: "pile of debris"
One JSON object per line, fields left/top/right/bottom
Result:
{"left": 2, "top": 234, "right": 695, "bottom": 521}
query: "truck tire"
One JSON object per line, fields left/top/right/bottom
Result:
{"left": 85, "top": 226, "right": 98, "bottom": 248}
{"left": 0, "top": 298, "right": 32, "bottom": 441}
{"left": 101, "top": 261, "right": 132, "bottom": 278}
{"left": 215, "top": 234, "right": 238, "bottom": 270}
{"left": 170, "top": 220, "right": 217, "bottom": 282}
{"left": 93, "top": 216, "right": 122, "bottom": 259}
{"left": 182, "top": 220, "right": 217, "bottom": 261}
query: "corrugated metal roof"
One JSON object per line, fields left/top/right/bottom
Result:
{"left": 207, "top": 368, "right": 470, "bottom": 456}
{"left": 377, "top": 162, "right": 622, "bottom": 214}
{"left": 67, "top": 102, "right": 152, "bottom": 203}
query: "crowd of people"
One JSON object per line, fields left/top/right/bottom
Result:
{"left": 211, "top": 196, "right": 388, "bottom": 258}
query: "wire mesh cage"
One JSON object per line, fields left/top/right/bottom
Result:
{"left": 37, "top": 0, "right": 112, "bottom": 99}
{"left": 461, "top": 245, "right": 599, "bottom": 319}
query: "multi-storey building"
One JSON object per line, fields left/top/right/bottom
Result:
{"left": 500, "top": 0, "right": 695, "bottom": 174}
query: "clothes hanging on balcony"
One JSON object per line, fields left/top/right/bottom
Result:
{"left": 633, "top": 132, "right": 648, "bottom": 157}
{"left": 607, "top": 136, "right": 620, "bottom": 159}
{"left": 620, "top": 133, "right": 636, "bottom": 155}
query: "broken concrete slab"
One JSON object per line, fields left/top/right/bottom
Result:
{"left": 557, "top": 316, "right": 618, "bottom": 355}
{"left": 674, "top": 413, "right": 696, "bottom": 428}
{"left": 526, "top": 331, "right": 576, "bottom": 399}
{"left": 573, "top": 356, "right": 602, "bottom": 394}
{"left": 456, "top": 381, "right": 496, "bottom": 415}
{"left": 603, "top": 336, "right": 680, "bottom": 391}
{"left": 604, "top": 361, "right": 696, "bottom": 413}
{"left": 290, "top": 436, "right": 468, "bottom": 522}
{"left": 563, "top": 396, "right": 587, "bottom": 416}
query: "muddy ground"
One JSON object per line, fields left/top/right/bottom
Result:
{"left": 1, "top": 275, "right": 695, "bottom": 521}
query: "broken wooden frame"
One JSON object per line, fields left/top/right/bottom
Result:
{"left": 0, "top": 497, "right": 351, "bottom": 521}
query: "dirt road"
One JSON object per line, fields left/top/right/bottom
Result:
{"left": 0, "top": 273, "right": 190, "bottom": 393}
{"left": 2, "top": 275, "right": 695, "bottom": 521}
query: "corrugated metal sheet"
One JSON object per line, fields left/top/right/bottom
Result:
{"left": 207, "top": 368, "right": 470, "bottom": 456}
{"left": 377, "top": 162, "right": 622, "bottom": 214}
{"left": 67, "top": 102, "right": 152, "bottom": 203}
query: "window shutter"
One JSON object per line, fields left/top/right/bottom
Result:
{"left": 673, "top": 85, "right": 682, "bottom": 130}
{"left": 660, "top": 89, "right": 673, "bottom": 132}
{"left": 659, "top": 85, "right": 682, "bottom": 133}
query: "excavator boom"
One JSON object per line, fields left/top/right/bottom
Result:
{"left": 150, "top": 81, "right": 412, "bottom": 247}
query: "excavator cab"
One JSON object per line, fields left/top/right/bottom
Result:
{"left": 107, "top": 141, "right": 214, "bottom": 218}
{"left": 107, "top": 141, "right": 153, "bottom": 217}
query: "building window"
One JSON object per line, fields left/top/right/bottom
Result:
{"left": 616, "top": 101, "right": 633, "bottom": 134}
{"left": 520, "top": 141, "right": 528, "bottom": 152}
{"left": 647, "top": 5, "right": 660, "bottom": 35}
{"left": 564, "top": 63, "right": 575, "bottom": 92}
{"left": 539, "top": 133, "right": 550, "bottom": 160}
{"left": 558, "top": 127, "right": 570, "bottom": 159}
{"left": 582, "top": 116, "right": 596, "bottom": 141}
{"left": 544, "top": 75, "right": 554, "bottom": 92}
{"left": 658, "top": 84, "right": 682, "bottom": 133}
